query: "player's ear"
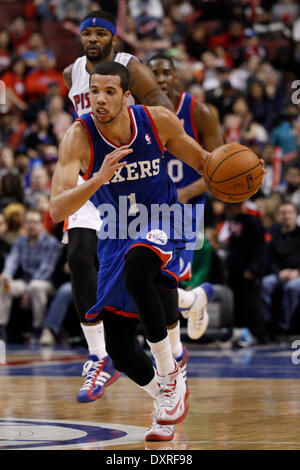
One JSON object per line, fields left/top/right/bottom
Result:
{"left": 123, "top": 90, "right": 131, "bottom": 104}
{"left": 112, "top": 34, "right": 118, "bottom": 48}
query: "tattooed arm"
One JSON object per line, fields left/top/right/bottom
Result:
{"left": 127, "top": 58, "right": 174, "bottom": 111}
{"left": 62, "top": 63, "right": 74, "bottom": 90}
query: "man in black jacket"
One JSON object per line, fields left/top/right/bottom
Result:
{"left": 225, "top": 203, "right": 267, "bottom": 345}
{"left": 261, "top": 202, "right": 300, "bottom": 336}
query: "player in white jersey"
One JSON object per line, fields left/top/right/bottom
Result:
{"left": 62, "top": 10, "right": 178, "bottom": 408}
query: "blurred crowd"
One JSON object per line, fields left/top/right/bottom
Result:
{"left": 0, "top": 0, "right": 300, "bottom": 347}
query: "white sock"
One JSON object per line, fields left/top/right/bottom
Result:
{"left": 81, "top": 322, "right": 107, "bottom": 359}
{"left": 147, "top": 336, "right": 175, "bottom": 376}
{"left": 139, "top": 372, "right": 159, "bottom": 398}
{"left": 167, "top": 321, "right": 183, "bottom": 359}
{"left": 177, "top": 287, "right": 196, "bottom": 310}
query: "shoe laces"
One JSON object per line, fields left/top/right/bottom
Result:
{"left": 80, "top": 358, "right": 105, "bottom": 390}
{"left": 157, "top": 380, "right": 177, "bottom": 408}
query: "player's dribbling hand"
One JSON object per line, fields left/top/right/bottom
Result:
{"left": 93, "top": 145, "right": 133, "bottom": 186}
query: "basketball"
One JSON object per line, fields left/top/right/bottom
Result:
{"left": 203, "top": 143, "right": 263, "bottom": 203}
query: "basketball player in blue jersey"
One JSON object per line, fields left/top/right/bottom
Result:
{"left": 61, "top": 11, "right": 176, "bottom": 404}
{"left": 49, "top": 62, "right": 231, "bottom": 441}
{"left": 148, "top": 54, "right": 224, "bottom": 340}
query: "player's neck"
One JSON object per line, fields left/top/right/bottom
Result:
{"left": 95, "top": 108, "right": 132, "bottom": 146}
{"left": 86, "top": 51, "right": 116, "bottom": 74}
{"left": 172, "top": 89, "right": 182, "bottom": 111}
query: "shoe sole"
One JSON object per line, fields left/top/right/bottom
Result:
{"left": 156, "top": 399, "right": 189, "bottom": 426}
{"left": 145, "top": 430, "right": 175, "bottom": 442}
{"left": 77, "top": 371, "right": 121, "bottom": 403}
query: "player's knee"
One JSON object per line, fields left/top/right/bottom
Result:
{"left": 122, "top": 261, "right": 145, "bottom": 293}
{"left": 67, "top": 245, "right": 89, "bottom": 272}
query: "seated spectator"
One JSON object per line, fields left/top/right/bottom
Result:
{"left": 185, "top": 22, "right": 207, "bottom": 60}
{"left": 0, "top": 173, "right": 24, "bottom": 211}
{"left": 278, "top": 165, "right": 300, "bottom": 213}
{"left": 25, "top": 53, "right": 67, "bottom": 103}
{"left": 209, "top": 20, "right": 245, "bottom": 65}
{"left": 21, "top": 32, "right": 56, "bottom": 70}
{"left": 261, "top": 202, "right": 300, "bottom": 338}
{"left": 225, "top": 202, "right": 267, "bottom": 347}
{"left": 39, "top": 280, "right": 72, "bottom": 345}
{"left": 0, "top": 212, "right": 10, "bottom": 273}
{"left": 0, "top": 146, "right": 15, "bottom": 178}
{"left": 39, "top": 246, "right": 72, "bottom": 345}
{"left": 0, "top": 29, "right": 13, "bottom": 75}
{"left": 247, "top": 80, "right": 275, "bottom": 130}
{"left": 238, "top": 28, "right": 266, "bottom": 64}
{"left": 14, "top": 151, "right": 30, "bottom": 188}
{"left": 42, "top": 144, "right": 58, "bottom": 183}
{"left": 270, "top": 104, "right": 299, "bottom": 178}
{"left": 259, "top": 143, "right": 276, "bottom": 197}
{"left": 0, "top": 209, "right": 60, "bottom": 339}
{"left": 24, "top": 166, "right": 50, "bottom": 209}
{"left": 3, "top": 203, "right": 26, "bottom": 244}
{"left": 24, "top": 81, "right": 62, "bottom": 125}
{"left": 223, "top": 114, "right": 242, "bottom": 143}
{"left": 23, "top": 109, "right": 58, "bottom": 154}
{"left": 232, "top": 96, "right": 253, "bottom": 135}
{"left": 8, "top": 16, "right": 31, "bottom": 57}
{"left": 48, "top": 95, "right": 73, "bottom": 142}
{"left": 24, "top": 0, "right": 54, "bottom": 21}
{"left": 0, "top": 107, "right": 27, "bottom": 150}
{"left": 52, "top": 0, "right": 91, "bottom": 22}
{"left": 1, "top": 58, "right": 27, "bottom": 112}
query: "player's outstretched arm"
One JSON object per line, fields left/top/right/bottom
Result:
{"left": 149, "top": 106, "right": 211, "bottom": 174}
{"left": 128, "top": 59, "right": 174, "bottom": 111}
{"left": 49, "top": 122, "right": 132, "bottom": 222}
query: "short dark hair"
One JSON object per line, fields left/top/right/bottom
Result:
{"left": 89, "top": 61, "right": 132, "bottom": 93}
{"left": 82, "top": 10, "right": 116, "bottom": 26}
{"left": 147, "top": 53, "right": 175, "bottom": 69}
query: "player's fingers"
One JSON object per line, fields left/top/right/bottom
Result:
{"left": 111, "top": 148, "right": 133, "bottom": 163}
{"left": 113, "top": 161, "right": 127, "bottom": 170}
{"left": 259, "top": 158, "right": 266, "bottom": 174}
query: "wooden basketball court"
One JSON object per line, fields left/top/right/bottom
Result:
{"left": 0, "top": 342, "right": 300, "bottom": 450}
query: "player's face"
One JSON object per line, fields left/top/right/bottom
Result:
{"left": 81, "top": 27, "right": 116, "bottom": 62}
{"left": 148, "top": 59, "right": 176, "bottom": 96}
{"left": 90, "top": 74, "right": 129, "bottom": 124}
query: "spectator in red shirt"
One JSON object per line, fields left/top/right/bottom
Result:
{"left": 9, "top": 16, "right": 31, "bottom": 57}
{"left": 25, "top": 53, "right": 67, "bottom": 103}
{"left": 2, "top": 59, "right": 27, "bottom": 112}
{"left": 209, "top": 21, "right": 244, "bottom": 65}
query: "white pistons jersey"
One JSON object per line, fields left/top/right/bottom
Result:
{"left": 64, "top": 52, "right": 137, "bottom": 236}
{"left": 68, "top": 52, "right": 137, "bottom": 117}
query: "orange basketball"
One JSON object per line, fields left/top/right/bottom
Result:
{"left": 203, "top": 143, "right": 263, "bottom": 203}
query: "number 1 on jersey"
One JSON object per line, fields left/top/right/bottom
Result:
{"left": 128, "top": 193, "right": 139, "bottom": 215}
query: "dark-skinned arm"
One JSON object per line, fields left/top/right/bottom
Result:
{"left": 177, "top": 101, "right": 224, "bottom": 202}
{"left": 62, "top": 63, "right": 74, "bottom": 90}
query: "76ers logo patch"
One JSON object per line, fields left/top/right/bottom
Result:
{"left": 146, "top": 229, "right": 168, "bottom": 245}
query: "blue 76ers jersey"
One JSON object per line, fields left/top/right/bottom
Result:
{"left": 77, "top": 105, "right": 180, "bottom": 256}
{"left": 164, "top": 91, "right": 206, "bottom": 206}
{"left": 78, "top": 104, "right": 177, "bottom": 209}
